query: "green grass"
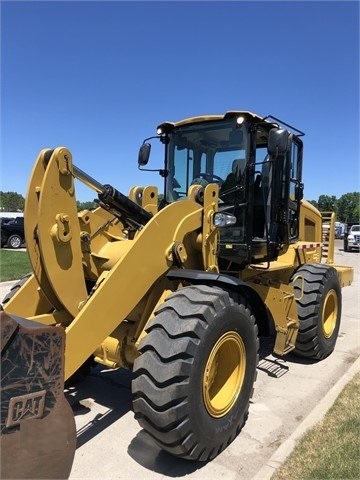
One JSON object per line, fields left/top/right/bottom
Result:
{"left": 272, "top": 372, "right": 360, "bottom": 480}
{"left": 0, "top": 250, "right": 31, "bottom": 281}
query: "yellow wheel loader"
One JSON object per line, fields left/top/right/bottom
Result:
{"left": 1, "top": 111, "right": 353, "bottom": 477}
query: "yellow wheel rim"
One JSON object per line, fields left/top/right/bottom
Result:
{"left": 322, "top": 289, "right": 338, "bottom": 338}
{"left": 203, "top": 331, "right": 246, "bottom": 418}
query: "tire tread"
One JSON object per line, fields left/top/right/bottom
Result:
{"left": 132, "top": 285, "right": 258, "bottom": 461}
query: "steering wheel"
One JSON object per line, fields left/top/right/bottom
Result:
{"left": 198, "top": 173, "right": 223, "bottom": 185}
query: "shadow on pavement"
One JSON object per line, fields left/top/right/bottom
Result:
{"left": 257, "top": 335, "right": 321, "bottom": 377}
{"left": 65, "top": 366, "right": 133, "bottom": 449}
{"left": 127, "top": 431, "right": 205, "bottom": 477}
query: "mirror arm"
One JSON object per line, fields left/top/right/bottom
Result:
{"left": 138, "top": 165, "right": 168, "bottom": 176}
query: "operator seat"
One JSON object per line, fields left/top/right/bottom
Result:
{"left": 220, "top": 158, "right": 246, "bottom": 200}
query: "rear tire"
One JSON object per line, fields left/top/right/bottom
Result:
{"left": 293, "top": 264, "right": 341, "bottom": 360}
{"left": 132, "top": 285, "right": 258, "bottom": 461}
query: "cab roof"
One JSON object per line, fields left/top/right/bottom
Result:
{"left": 157, "top": 111, "right": 276, "bottom": 132}
{"left": 157, "top": 111, "right": 304, "bottom": 137}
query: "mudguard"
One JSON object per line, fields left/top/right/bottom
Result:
{"left": 1, "top": 312, "right": 76, "bottom": 479}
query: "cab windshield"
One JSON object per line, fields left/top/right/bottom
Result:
{"left": 166, "top": 119, "right": 248, "bottom": 202}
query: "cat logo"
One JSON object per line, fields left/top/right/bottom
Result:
{"left": 6, "top": 390, "right": 46, "bottom": 428}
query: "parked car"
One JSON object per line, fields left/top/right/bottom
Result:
{"left": 1, "top": 216, "right": 25, "bottom": 249}
{"left": 344, "top": 224, "right": 360, "bottom": 252}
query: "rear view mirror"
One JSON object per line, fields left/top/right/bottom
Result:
{"left": 267, "top": 128, "right": 290, "bottom": 156}
{"left": 138, "top": 143, "right": 151, "bottom": 167}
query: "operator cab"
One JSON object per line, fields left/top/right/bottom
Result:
{"left": 139, "top": 111, "right": 304, "bottom": 269}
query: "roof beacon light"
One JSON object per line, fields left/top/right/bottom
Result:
{"left": 236, "top": 116, "right": 245, "bottom": 125}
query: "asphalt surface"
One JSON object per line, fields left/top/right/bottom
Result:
{"left": 1, "top": 241, "right": 359, "bottom": 479}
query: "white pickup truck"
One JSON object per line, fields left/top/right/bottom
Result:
{"left": 345, "top": 224, "right": 360, "bottom": 251}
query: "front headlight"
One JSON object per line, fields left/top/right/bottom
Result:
{"left": 213, "top": 212, "right": 237, "bottom": 228}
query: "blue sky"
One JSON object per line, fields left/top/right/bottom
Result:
{"left": 1, "top": 0, "right": 359, "bottom": 202}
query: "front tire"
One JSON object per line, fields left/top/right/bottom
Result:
{"left": 132, "top": 285, "right": 258, "bottom": 461}
{"left": 293, "top": 264, "right": 341, "bottom": 360}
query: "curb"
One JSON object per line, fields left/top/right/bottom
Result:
{"left": 251, "top": 355, "right": 360, "bottom": 480}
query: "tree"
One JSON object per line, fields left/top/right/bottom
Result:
{"left": 76, "top": 200, "right": 97, "bottom": 212}
{"left": 0, "top": 191, "right": 25, "bottom": 212}
{"left": 309, "top": 199, "right": 318, "bottom": 209}
{"left": 317, "top": 194, "right": 337, "bottom": 213}
{"left": 337, "top": 192, "right": 360, "bottom": 223}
